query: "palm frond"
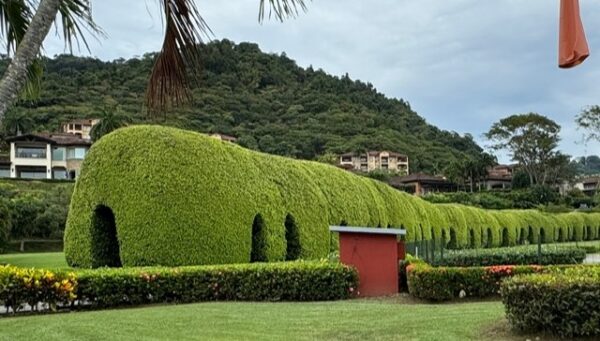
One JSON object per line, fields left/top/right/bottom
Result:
{"left": 0, "top": 0, "right": 33, "bottom": 54}
{"left": 145, "top": 0, "right": 212, "bottom": 116}
{"left": 57, "top": 0, "right": 105, "bottom": 53}
{"left": 258, "top": 0, "right": 308, "bottom": 23}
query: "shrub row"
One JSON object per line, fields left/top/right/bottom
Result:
{"left": 501, "top": 266, "right": 600, "bottom": 338}
{"left": 0, "top": 266, "right": 77, "bottom": 313}
{"left": 65, "top": 126, "right": 600, "bottom": 267}
{"left": 0, "top": 261, "right": 358, "bottom": 313}
{"left": 406, "top": 262, "right": 544, "bottom": 301}
{"left": 434, "top": 245, "right": 586, "bottom": 267}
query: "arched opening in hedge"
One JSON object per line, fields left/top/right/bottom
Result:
{"left": 501, "top": 228, "right": 510, "bottom": 247}
{"left": 469, "top": 229, "right": 475, "bottom": 248}
{"left": 586, "top": 226, "right": 594, "bottom": 241}
{"left": 557, "top": 228, "right": 565, "bottom": 242}
{"left": 250, "top": 214, "right": 267, "bottom": 262}
{"left": 448, "top": 228, "right": 458, "bottom": 249}
{"left": 486, "top": 228, "right": 493, "bottom": 248}
{"left": 91, "top": 205, "right": 121, "bottom": 267}
{"left": 539, "top": 228, "right": 546, "bottom": 244}
{"left": 441, "top": 229, "right": 447, "bottom": 248}
{"left": 528, "top": 226, "right": 534, "bottom": 244}
{"left": 285, "top": 214, "right": 300, "bottom": 261}
{"left": 518, "top": 227, "right": 527, "bottom": 245}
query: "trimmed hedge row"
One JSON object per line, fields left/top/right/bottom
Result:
{"left": 434, "top": 245, "right": 586, "bottom": 267}
{"left": 406, "top": 262, "right": 545, "bottom": 301}
{"left": 0, "top": 262, "right": 358, "bottom": 313}
{"left": 65, "top": 125, "right": 600, "bottom": 267}
{"left": 501, "top": 267, "right": 600, "bottom": 338}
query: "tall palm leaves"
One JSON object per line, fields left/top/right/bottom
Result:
{"left": 90, "top": 107, "right": 131, "bottom": 142}
{"left": 0, "top": 0, "right": 309, "bottom": 121}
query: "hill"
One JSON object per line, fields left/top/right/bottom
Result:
{"left": 0, "top": 39, "right": 484, "bottom": 172}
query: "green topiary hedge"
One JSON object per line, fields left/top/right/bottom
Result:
{"left": 501, "top": 266, "right": 600, "bottom": 338}
{"left": 64, "top": 125, "right": 600, "bottom": 267}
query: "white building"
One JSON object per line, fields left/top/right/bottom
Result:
{"left": 61, "top": 118, "right": 100, "bottom": 140}
{"left": 2, "top": 133, "right": 91, "bottom": 180}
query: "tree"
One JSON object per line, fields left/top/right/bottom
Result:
{"left": 2, "top": 108, "right": 34, "bottom": 136}
{"left": 90, "top": 107, "right": 131, "bottom": 142}
{"left": 0, "top": 0, "right": 307, "bottom": 121}
{"left": 576, "top": 105, "right": 600, "bottom": 143}
{"left": 485, "top": 113, "right": 561, "bottom": 186}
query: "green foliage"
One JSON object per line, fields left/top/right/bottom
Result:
{"left": 406, "top": 262, "right": 544, "bottom": 301}
{"left": 0, "top": 198, "right": 11, "bottom": 252}
{"left": 576, "top": 105, "right": 600, "bottom": 143}
{"left": 0, "top": 265, "right": 77, "bottom": 313}
{"left": 0, "top": 40, "right": 485, "bottom": 174}
{"left": 501, "top": 266, "right": 600, "bottom": 338}
{"left": 511, "top": 170, "right": 531, "bottom": 189}
{"left": 64, "top": 126, "right": 600, "bottom": 267}
{"left": 435, "top": 245, "right": 586, "bottom": 267}
{"left": 0, "top": 262, "right": 358, "bottom": 313}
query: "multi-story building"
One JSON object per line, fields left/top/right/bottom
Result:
{"left": 339, "top": 151, "right": 409, "bottom": 174}
{"left": 61, "top": 118, "right": 100, "bottom": 140}
{"left": 2, "top": 133, "right": 92, "bottom": 180}
{"left": 478, "top": 164, "right": 514, "bottom": 190}
{"left": 574, "top": 176, "right": 600, "bottom": 196}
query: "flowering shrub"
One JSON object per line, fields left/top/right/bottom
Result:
{"left": 501, "top": 266, "right": 600, "bottom": 338}
{"left": 0, "top": 265, "right": 77, "bottom": 313}
{"left": 406, "top": 262, "right": 544, "bottom": 301}
{"left": 74, "top": 261, "right": 358, "bottom": 308}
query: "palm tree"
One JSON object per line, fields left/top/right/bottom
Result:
{"left": 0, "top": 0, "right": 307, "bottom": 121}
{"left": 90, "top": 107, "right": 131, "bottom": 142}
{"left": 3, "top": 109, "right": 34, "bottom": 136}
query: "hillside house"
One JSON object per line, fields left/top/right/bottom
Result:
{"left": 339, "top": 151, "right": 409, "bottom": 174}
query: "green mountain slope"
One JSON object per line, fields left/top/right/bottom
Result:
{"left": 1, "top": 39, "right": 483, "bottom": 173}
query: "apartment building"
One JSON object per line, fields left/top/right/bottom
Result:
{"left": 339, "top": 151, "right": 409, "bottom": 174}
{"left": 61, "top": 118, "right": 100, "bottom": 140}
{"left": 2, "top": 133, "right": 91, "bottom": 180}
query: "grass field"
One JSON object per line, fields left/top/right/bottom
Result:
{"left": 0, "top": 252, "right": 68, "bottom": 268}
{"left": 0, "top": 299, "right": 514, "bottom": 341}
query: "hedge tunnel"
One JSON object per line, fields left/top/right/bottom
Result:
{"left": 64, "top": 126, "right": 600, "bottom": 267}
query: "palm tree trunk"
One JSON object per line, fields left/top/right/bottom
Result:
{"left": 0, "top": 0, "right": 61, "bottom": 121}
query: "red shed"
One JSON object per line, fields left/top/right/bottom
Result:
{"left": 330, "top": 226, "right": 406, "bottom": 297}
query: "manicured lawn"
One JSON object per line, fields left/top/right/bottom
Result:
{"left": 0, "top": 252, "right": 68, "bottom": 268}
{"left": 0, "top": 300, "right": 510, "bottom": 341}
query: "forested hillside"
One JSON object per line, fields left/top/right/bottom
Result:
{"left": 0, "top": 39, "right": 484, "bottom": 172}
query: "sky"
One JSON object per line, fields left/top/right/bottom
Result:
{"left": 42, "top": 0, "right": 600, "bottom": 163}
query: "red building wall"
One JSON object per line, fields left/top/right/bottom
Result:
{"left": 338, "top": 232, "right": 399, "bottom": 297}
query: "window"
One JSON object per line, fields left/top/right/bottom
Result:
{"left": 360, "top": 156, "right": 367, "bottom": 163}
{"left": 16, "top": 146, "right": 46, "bottom": 159}
{"left": 360, "top": 164, "right": 368, "bottom": 171}
{"left": 17, "top": 167, "right": 46, "bottom": 179}
{"left": 53, "top": 168, "right": 68, "bottom": 180}
{"left": 67, "top": 147, "right": 87, "bottom": 160}
{"left": 74, "top": 124, "right": 82, "bottom": 130}
{"left": 382, "top": 164, "right": 389, "bottom": 170}
{"left": 52, "top": 147, "right": 65, "bottom": 161}
{"left": 341, "top": 156, "right": 352, "bottom": 163}
{"left": 0, "top": 167, "right": 9, "bottom": 178}
{"left": 381, "top": 157, "right": 389, "bottom": 164}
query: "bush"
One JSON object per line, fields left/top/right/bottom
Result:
{"left": 501, "top": 266, "right": 600, "bottom": 338}
{"left": 434, "top": 245, "right": 586, "bottom": 267}
{"left": 0, "top": 265, "right": 77, "bottom": 313}
{"left": 407, "top": 262, "right": 543, "bottom": 301}
{"left": 0, "top": 262, "right": 358, "bottom": 313}
{"left": 65, "top": 126, "right": 600, "bottom": 267}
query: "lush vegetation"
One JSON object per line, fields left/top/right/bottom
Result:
{"left": 0, "top": 262, "right": 357, "bottom": 313}
{"left": 406, "top": 262, "right": 544, "bottom": 301}
{"left": 501, "top": 266, "right": 600, "bottom": 338}
{"left": 65, "top": 125, "right": 600, "bottom": 267}
{"left": 0, "top": 179, "right": 73, "bottom": 253}
{"left": 0, "top": 300, "right": 508, "bottom": 341}
{"left": 0, "top": 40, "right": 485, "bottom": 174}
{"left": 434, "top": 245, "right": 586, "bottom": 267}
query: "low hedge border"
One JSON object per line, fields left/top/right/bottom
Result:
{"left": 0, "top": 261, "right": 358, "bottom": 314}
{"left": 406, "top": 262, "right": 546, "bottom": 301}
{"left": 501, "top": 266, "right": 600, "bottom": 338}
{"left": 434, "top": 245, "right": 587, "bottom": 267}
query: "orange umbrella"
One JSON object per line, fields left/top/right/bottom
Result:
{"left": 559, "top": 0, "right": 590, "bottom": 68}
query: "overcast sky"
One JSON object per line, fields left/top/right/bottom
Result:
{"left": 43, "top": 0, "right": 600, "bottom": 163}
